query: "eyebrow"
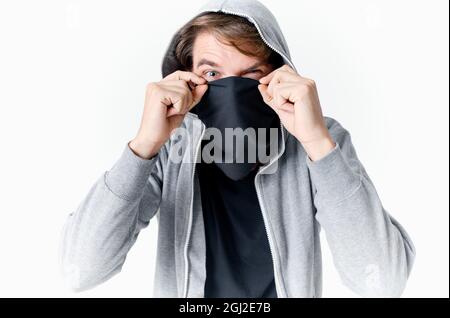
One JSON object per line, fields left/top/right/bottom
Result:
{"left": 196, "top": 58, "right": 220, "bottom": 69}
{"left": 196, "top": 59, "right": 266, "bottom": 73}
{"left": 241, "top": 61, "right": 266, "bottom": 73}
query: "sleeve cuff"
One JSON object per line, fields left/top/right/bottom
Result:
{"left": 306, "top": 142, "right": 361, "bottom": 205}
{"left": 104, "top": 143, "right": 159, "bottom": 201}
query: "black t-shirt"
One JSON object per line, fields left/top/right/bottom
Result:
{"left": 197, "top": 160, "right": 277, "bottom": 298}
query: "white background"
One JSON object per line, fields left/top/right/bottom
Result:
{"left": 0, "top": 0, "right": 448, "bottom": 297}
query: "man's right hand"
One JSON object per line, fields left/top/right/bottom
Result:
{"left": 129, "top": 71, "right": 208, "bottom": 159}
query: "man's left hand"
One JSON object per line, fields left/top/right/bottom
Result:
{"left": 258, "top": 65, "right": 336, "bottom": 161}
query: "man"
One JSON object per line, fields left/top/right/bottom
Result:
{"left": 60, "top": 0, "right": 415, "bottom": 297}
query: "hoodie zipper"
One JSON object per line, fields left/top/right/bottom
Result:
{"left": 183, "top": 121, "right": 205, "bottom": 298}
{"left": 254, "top": 122, "right": 288, "bottom": 298}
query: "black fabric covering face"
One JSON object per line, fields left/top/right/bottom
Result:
{"left": 192, "top": 76, "right": 279, "bottom": 180}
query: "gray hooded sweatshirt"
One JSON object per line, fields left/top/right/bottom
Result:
{"left": 60, "top": 0, "right": 415, "bottom": 298}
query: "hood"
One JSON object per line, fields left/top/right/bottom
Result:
{"left": 161, "top": 0, "right": 296, "bottom": 77}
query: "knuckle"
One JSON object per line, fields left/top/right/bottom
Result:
{"left": 171, "top": 88, "right": 182, "bottom": 98}
{"left": 272, "top": 83, "right": 280, "bottom": 93}
{"left": 307, "top": 79, "right": 316, "bottom": 87}
{"left": 146, "top": 82, "right": 161, "bottom": 97}
{"left": 178, "top": 88, "right": 189, "bottom": 100}
{"left": 181, "top": 80, "right": 192, "bottom": 89}
{"left": 180, "top": 85, "right": 191, "bottom": 97}
{"left": 177, "top": 79, "right": 191, "bottom": 89}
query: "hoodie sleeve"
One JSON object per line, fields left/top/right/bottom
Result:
{"left": 306, "top": 117, "right": 416, "bottom": 297}
{"left": 59, "top": 142, "right": 166, "bottom": 292}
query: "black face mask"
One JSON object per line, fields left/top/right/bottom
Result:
{"left": 192, "top": 76, "right": 280, "bottom": 180}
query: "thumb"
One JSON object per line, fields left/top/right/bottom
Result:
{"left": 258, "top": 84, "right": 275, "bottom": 109}
{"left": 190, "top": 84, "right": 208, "bottom": 110}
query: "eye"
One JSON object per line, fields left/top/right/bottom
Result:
{"left": 247, "top": 69, "right": 263, "bottom": 74}
{"left": 242, "top": 69, "right": 264, "bottom": 79}
{"left": 204, "top": 70, "right": 219, "bottom": 79}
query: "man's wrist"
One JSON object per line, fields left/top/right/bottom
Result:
{"left": 129, "top": 138, "right": 161, "bottom": 160}
{"left": 302, "top": 136, "right": 336, "bottom": 162}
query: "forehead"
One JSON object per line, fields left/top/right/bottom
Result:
{"left": 192, "top": 32, "right": 263, "bottom": 69}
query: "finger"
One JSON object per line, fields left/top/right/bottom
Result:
{"left": 160, "top": 83, "right": 192, "bottom": 100}
{"left": 268, "top": 70, "right": 303, "bottom": 95}
{"left": 259, "top": 64, "right": 297, "bottom": 84}
{"left": 164, "top": 84, "right": 207, "bottom": 112}
{"left": 259, "top": 69, "right": 277, "bottom": 85}
{"left": 258, "top": 84, "right": 275, "bottom": 109}
{"left": 259, "top": 84, "right": 293, "bottom": 127}
{"left": 161, "top": 89, "right": 192, "bottom": 116}
{"left": 159, "top": 79, "right": 193, "bottom": 92}
{"left": 166, "top": 106, "right": 180, "bottom": 117}
{"left": 164, "top": 84, "right": 196, "bottom": 113}
{"left": 162, "top": 70, "right": 206, "bottom": 86}
{"left": 273, "top": 83, "right": 295, "bottom": 113}
{"left": 189, "top": 84, "right": 208, "bottom": 110}
{"left": 267, "top": 73, "right": 281, "bottom": 97}
{"left": 280, "top": 64, "right": 297, "bottom": 74}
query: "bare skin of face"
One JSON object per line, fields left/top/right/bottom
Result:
{"left": 192, "top": 32, "right": 273, "bottom": 82}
